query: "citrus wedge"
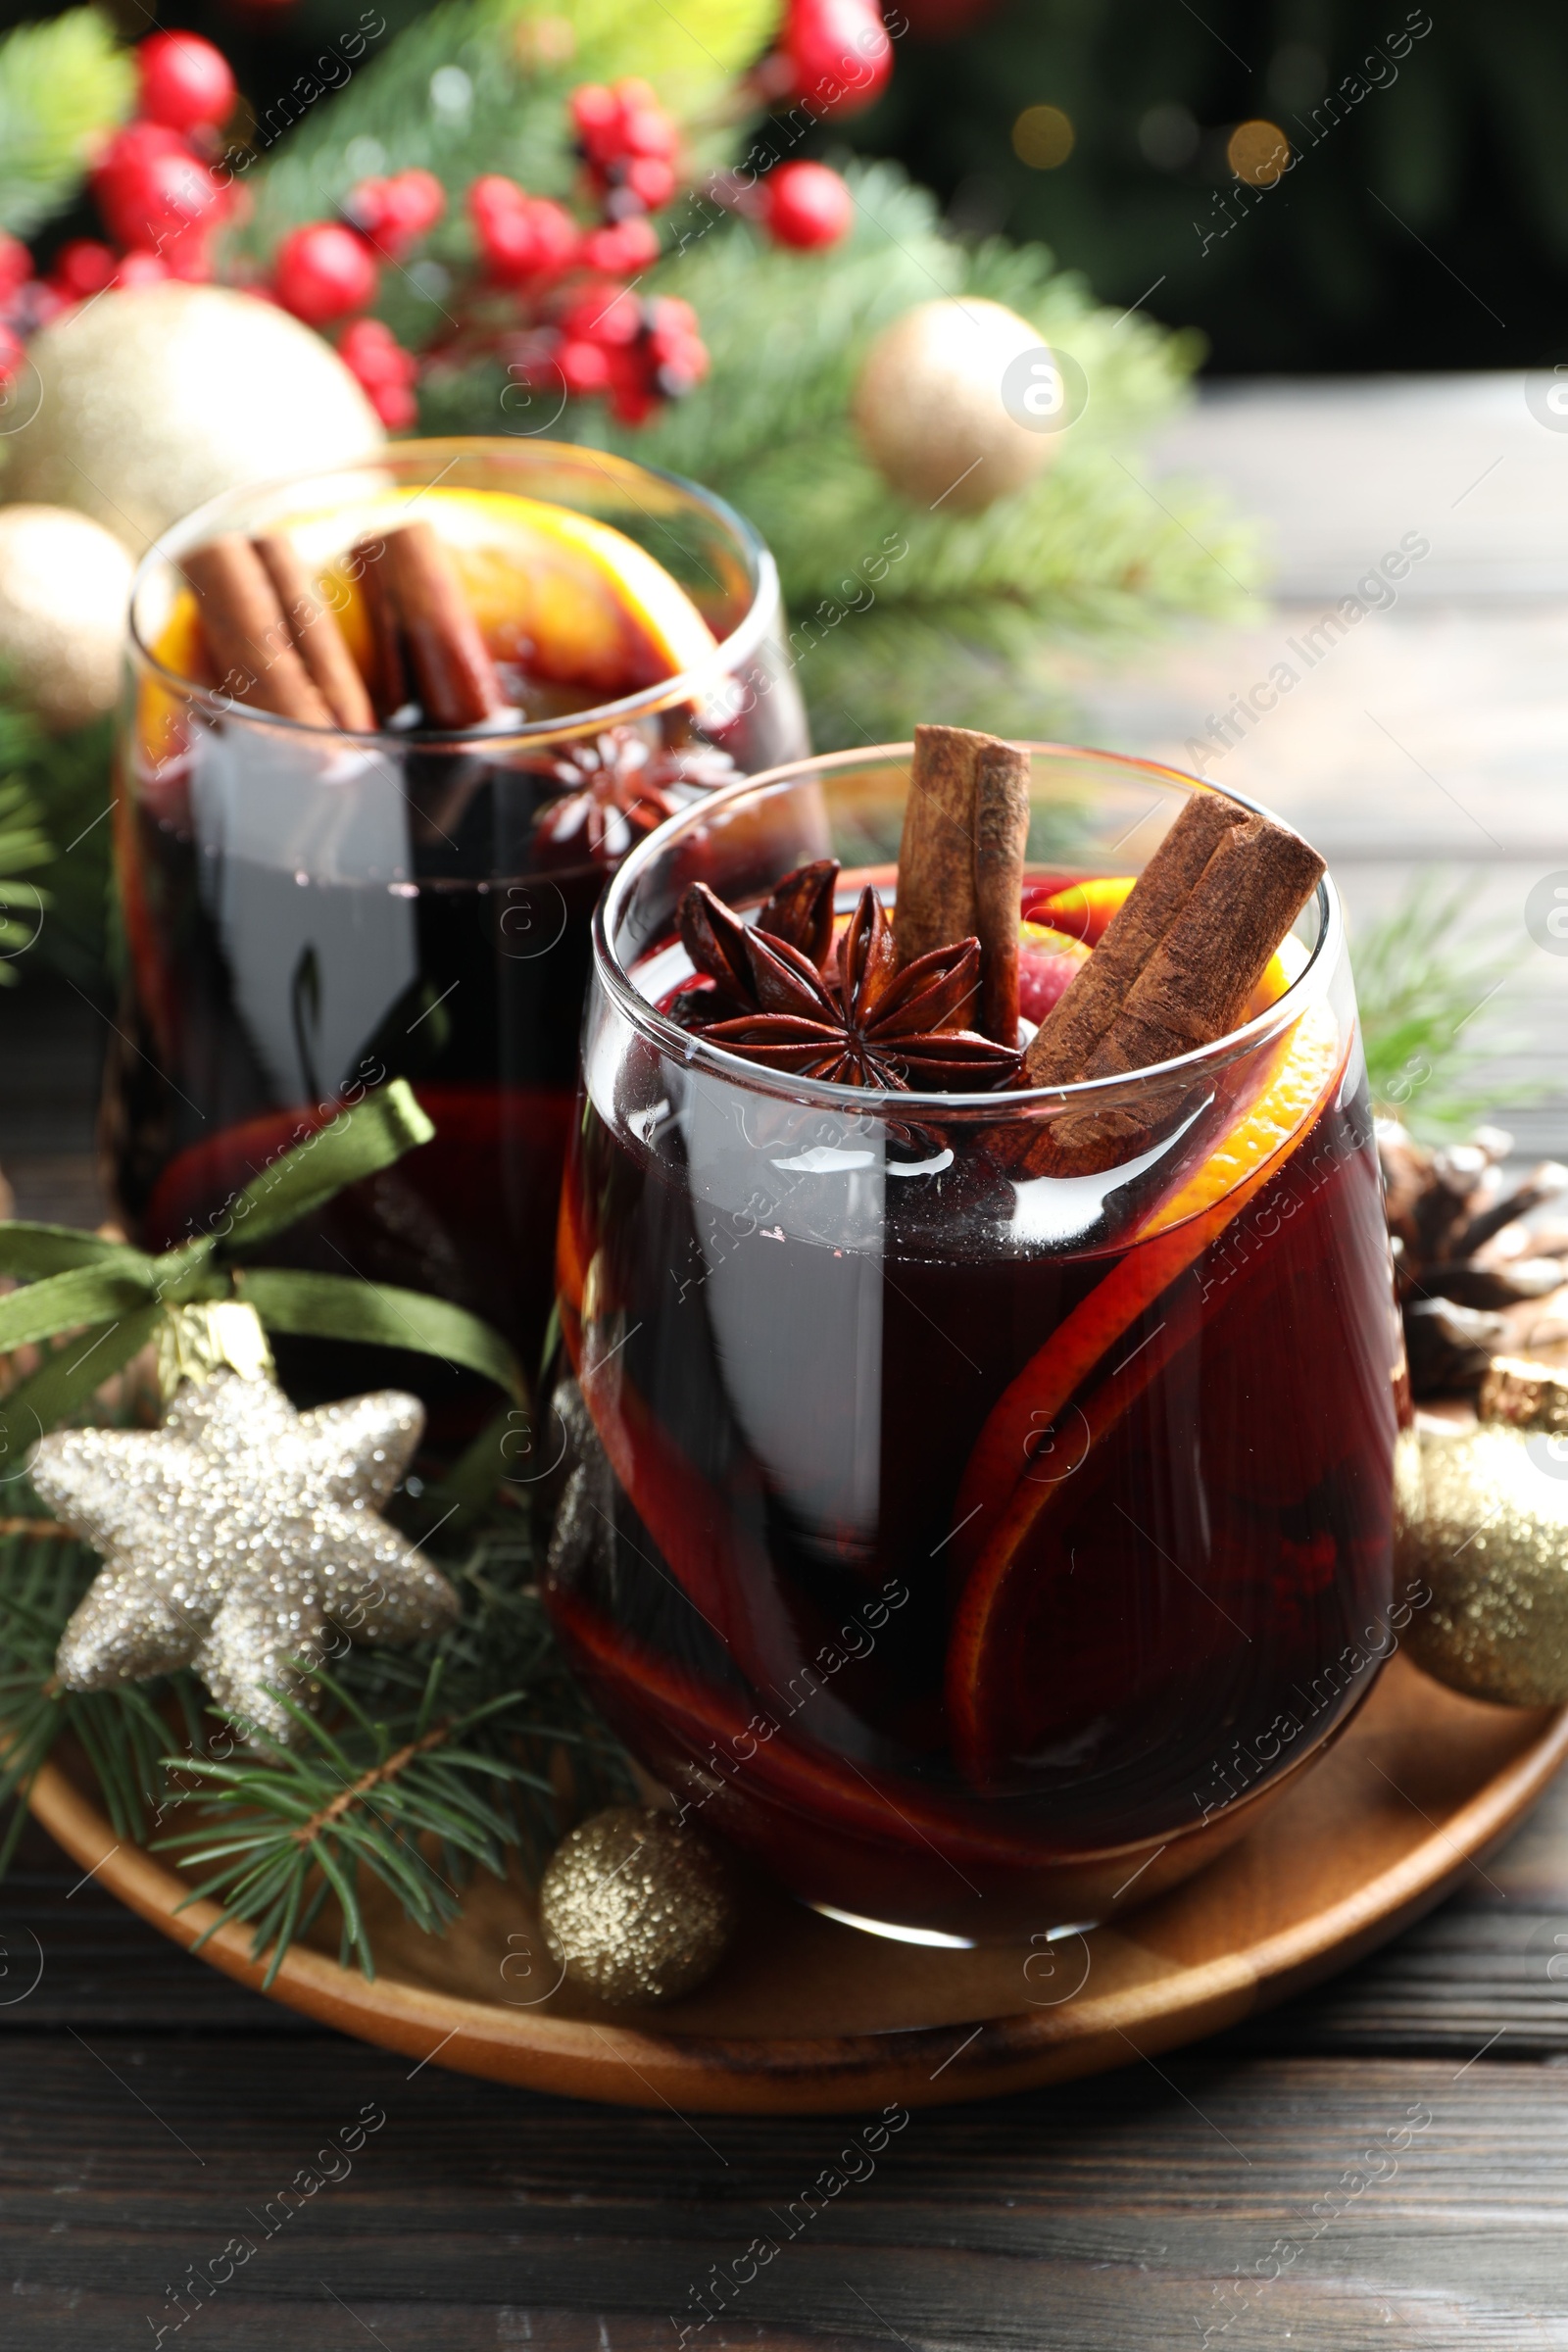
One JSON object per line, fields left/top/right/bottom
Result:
{"left": 946, "top": 993, "right": 1347, "bottom": 1783}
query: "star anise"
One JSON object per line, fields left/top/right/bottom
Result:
{"left": 677, "top": 871, "right": 1022, "bottom": 1092}
{"left": 531, "top": 728, "right": 739, "bottom": 868}
{"left": 678, "top": 857, "right": 839, "bottom": 1013}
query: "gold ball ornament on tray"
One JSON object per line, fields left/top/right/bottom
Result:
{"left": 1398, "top": 1357, "right": 1568, "bottom": 1706}
{"left": 28, "top": 1305, "right": 458, "bottom": 1743}
{"left": 0, "top": 505, "right": 133, "bottom": 731}
{"left": 852, "top": 297, "right": 1076, "bottom": 513}
{"left": 539, "top": 1807, "right": 738, "bottom": 2005}
{"left": 2, "top": 283, "right": 383, "bottom": 556}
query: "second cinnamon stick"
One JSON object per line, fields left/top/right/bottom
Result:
{"left": 254, "top": 532, "right": 376, "bottom": 733}
{"left": 380, "top": 521, "right": 509, "bottom": 730}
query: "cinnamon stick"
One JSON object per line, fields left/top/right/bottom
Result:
{"left": 1082, "top": 812, "right": 1324, "bottom": 1079}
{"left": 1024, "top": 792, "right": 1250, "bottom": 1085}
{"left": 897, "top": 724, "right": 982, "bottom": 961}
{"left": 352, "top": 535, "right": 408, "bottom": 718}
{"left": 896, "top": 723, "right": 1029, "bottom": 1044}
{"left": 181, "top": 535, "right": 333, "bottom": 725}
{"left": 253, "top": 532, "right": 376, "bottom": 733}
{"left": 1030, "top": 808, "right": 1325, "bottom": 1176}
{"left": 379, "top": 521, "right": 508, "bottom": 730}
{"left": 973, "top": 739, "right": 1031, "bottom": 1049}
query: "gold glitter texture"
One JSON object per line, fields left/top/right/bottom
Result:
{"left": 32, "top": 1371, "right": 458, "bottom": 1741}
{"left": 539, "top": 1807, "right": 737, "bottom": 2005}
{"left": 1398, "top": 1368, "right": 1568, "bottom": 1706}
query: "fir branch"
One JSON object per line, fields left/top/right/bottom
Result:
{"left": 416, "top": 160, "right": 1256, "bottom": 743}
{"left": 237, "top": 0, "right": 780, "bottom": 297}
{"left": 0, "top": 684, "right": 113, "bottom": 990}
{"left": 0, "top": 1491, "right": 633, "bottom": 1984}
{"left": 1352, "top": 874, "right": 1542, "bottom": 1137}
{"left": 0, "top": 771, "right": 49, "bottom": 985}
{"left": 0, "top": 1506, "right": 207, "bottom": 1867}
{"left": 0, "top": 9, "right": 133, "bottom": 241}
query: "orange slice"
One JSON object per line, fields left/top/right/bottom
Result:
{"left": 331, "top": 488, "right": 717, "bottom": 695}
{"left": 1033, "top": 873, "right": 1295, "bottom": 1012}
{"left": 946, "top": 995, "right": 1347, "bottom": 1782}
{"left": 1033, "top": 875, "right": 1135, "bottom": 944}
{"left": 147, "top": 487, "right": 717, "bottom": 716}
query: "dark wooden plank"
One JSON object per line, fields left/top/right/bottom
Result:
{"left": 1, "top": 2042, "right": 1566, "bottom": 2347}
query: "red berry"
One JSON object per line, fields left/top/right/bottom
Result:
{"left": 785, "top": 0, "right": 893, "bottom": 117}
{"left": 117, "top": 249, "right": 171, "bottom": 287}
{"left": 761, "top": 160, "right": 854, "bottom": 249}
{"left": 0, "top": 232, "right": 29, "bottom": 302}
{"left": 0, "top": 322, "right": 24, "bottom": 383}
{"left": 361, "top": 375, "right": 417, "bottom": 428}
{"left": 338, "top": 315, "right": 414, "bottom": 386}
{"left": 468, "top": 176, "right": 579, "bottom": 280}
{"left": 621, "top": 156, "right": 676, "bottom": 211}
{"left": 136, "top": 31, "right": 235, "bottom": 133}
{"left": 561, "top": 282, "right": 642, "bottom": 346}
{"left": 338, "top": 314, "right": 421, "bottom": 427}
{"left": 53, "top": 239, "right": 117, "bottom": 298}
{"left": 346, "top": 168, "right": 445, "bottom": 259}
{"left": 273, "top": 221, "right": 377, "bottom": 323}
{"left": 93, "top": 124, "right": 222, "bottom": 249}
{"left": 619, "top": 98, "right": 678, "bottom": 161}
{"left": 570, "top": 83, "right": 620, "bottom": 159}
{"left": 557, "top": 336, "right": 612, "bottom": 395}
{"left": 526, "top": 198, "right": 581, "bottom": 276}
{"left": 580, "top": 217, "right": 660, "bottom": 273}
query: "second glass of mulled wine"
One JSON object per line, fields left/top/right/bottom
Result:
{"left": 546, "top": 741, "right": 1409, "bottom": 1944}
{"left": 109, "top": 438, "right": 806, "bottom": 1438}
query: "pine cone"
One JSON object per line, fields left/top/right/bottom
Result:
{"left": 1378, "top": 1120, "right": 1568, "bottom": 1396}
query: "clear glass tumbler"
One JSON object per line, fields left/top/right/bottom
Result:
{"left": 109, "top": 438, "right": 806, "bottom": 1434}
{"left": 546, "top": 744, "right": 1408, "bottom": 1942}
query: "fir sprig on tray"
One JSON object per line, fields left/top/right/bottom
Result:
{"left": 0, "top": 1493, "right": 635, "bottom": 1983}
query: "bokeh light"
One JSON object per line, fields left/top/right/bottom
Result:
{"left": 1228, "top": 119, "right": 1291, "bottom": 187}
{"left": 1012, "top": 104, "right": 1076, "bottom": 171}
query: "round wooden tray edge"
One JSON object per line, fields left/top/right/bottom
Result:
{"left": 24, "top": 1687, "right": 1568, "bottom": 2115}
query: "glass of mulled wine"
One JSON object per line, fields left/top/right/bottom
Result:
{"left": 110, "top": 439, "right": 806, "bottom": 1436}
{"left": 546, "top": 743, "right": 1408, "bottom": 1943}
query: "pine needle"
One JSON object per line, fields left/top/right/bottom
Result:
{"left": 1351, "top": 874, "right": 1543, "bottom": 1136}
{"left": 0, "top": 8, "right": 133, "bottom": 240}
{"left": 0, "top": 1490, "right": 635, "bottom": 1983}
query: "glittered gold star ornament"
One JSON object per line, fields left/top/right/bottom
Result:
{"left": 31, "top": 1309, "right": 458, "bottom": 1742}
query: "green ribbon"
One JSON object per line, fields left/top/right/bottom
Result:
{"left": 0, "top": 1081, "right": 528, "bottom": 1476}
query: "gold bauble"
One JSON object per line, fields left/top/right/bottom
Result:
{"left": 539, "top": 1807, "right": 737, "bottom": 2005}
{"left": 1397, "top": 1360, "right": 1568, "bottom": 1705}
{"left": 0, "top": 505, "right": 132, "bottom": 730}
{"left": 853, "top": 297, "right": 1064, "bottom": 512}
{"left": 2, "top": 284, "right": 382, "bottom": 556}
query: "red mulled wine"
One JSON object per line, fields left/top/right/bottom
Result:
{"left": 543, "top": 750, "right": 1408, "bottom": 1940}
{"left": 110, "top": 443, "right": 808, "bottom": 1424}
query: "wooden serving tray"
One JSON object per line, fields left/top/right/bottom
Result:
{"left": 24, "top": 1653, "right": 1567, "bottom": 2114}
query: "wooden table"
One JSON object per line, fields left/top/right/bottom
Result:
{"left": 6, "top": 375, "right": 1568, "bottom": 2348}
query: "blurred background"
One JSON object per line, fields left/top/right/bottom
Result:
{"left": 6, "top": 0, "right": 1562, "bottom": 375}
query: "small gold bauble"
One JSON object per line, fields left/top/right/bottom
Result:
{"left": 853, "top": 296, "right": 1062, "bottom": 513}
{"left": 1398, "top": 1360, "right": 1568, "bottom": 1706}
{"left": 539, "top": 1807, "right": 737, "bottom": 2005}
{"left": 0, "top": 504, "right": 132, "bottom": 730}
{"left": 3, "top": 284, "right": 382, "bottom": 556}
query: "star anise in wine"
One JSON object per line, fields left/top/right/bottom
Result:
{"left": 678, "top": 871, "right": 1022, "bottom": 1092}
{"left": 531, "top": 728, "right": 738, "bottom": 867}
{"left": 678, "top": 857, "right": 839, "bottom": 1014}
